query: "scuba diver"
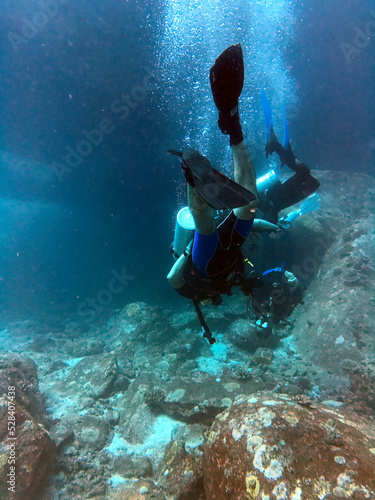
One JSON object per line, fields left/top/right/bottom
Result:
{"left": 168, "top": 44, "right": 319, "bottom": 344}
{"left": 250, "top": 267, "right": 304, "bottom": 338}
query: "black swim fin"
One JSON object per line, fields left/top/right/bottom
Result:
{"left": 210, "top": 44, "right": 244, "bottom": 116}
{"left": 181, "top": 149, "right": 256, "bottom": 211}
{"left": 261, "top": 92, "right": 310, "bottom": 174}
{"left": 260, "top": 91, "right": 285, "bottom": 160}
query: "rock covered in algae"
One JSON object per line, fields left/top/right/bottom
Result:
{"left": 202, "top": 392, "right": 375, "bottom": 499}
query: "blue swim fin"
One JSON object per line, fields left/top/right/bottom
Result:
{"left": 282, "top": 193, "right": 321, "bottom": 224}
{"left": 260, "top": 90, "right": 273, "bottom": 142}
{"left": 283, "top": 105, "right": 290, "bottom": 149}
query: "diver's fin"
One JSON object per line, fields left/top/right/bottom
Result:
{"left": 168, "top": 149, "right": 183, "bottom": 157}
{"left": 299, "top": 193, "right": 321, "bottom": 216}
{"left": 210, "top": 44, "right": 244, "bottom": 115}
{"left": 261, "top": 99, "right": 307, "bottom": 174}
{"left": 265, "top": 127, "right": 285, "bottom": 159}
{"left": 261, "top": 91, "right": 285, "bottom": 159}
{"left": 281, "top": 110, "right": 301, "bottom": 170}
{"left": 282, "top": 105, "right": 290, "bottom": 149}
{"left": 282, "top": 193, "right": 321, "bottom": 224}
{"left": 182, "top": 149, "right": 256, "bottom": 210}
{"left": 260, "top": 90, "right": 274, "bottom": 142}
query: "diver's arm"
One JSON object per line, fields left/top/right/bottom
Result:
{"left": 167, "top": 253, "right": 190, "bottom": 289}
{"left": 252, "top": 219, "right": 280, "bottom": 233}
{"left": 167, "top": 240, "right": 193, "bottom": 289}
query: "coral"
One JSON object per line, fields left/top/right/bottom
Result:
{"left": 246, "top": 473, "right": 260, "bottom": 498}
{"left": 144, "top": 388, "right": 166, "bottom": 411}
{"left": 233, "top": 366, "right": 252, "bottom": 380}
{"left": 125, "top": 302, "right": 146, "bottom": 318}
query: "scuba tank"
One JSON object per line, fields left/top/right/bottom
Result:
{"left": 171, "top": 207, "right": 225, "bottom": 260}
{"left": 172, "top": 207, "right": 195, "bottom": 260}
{"left": 256, "top": 170, "right": 281, "bottom": 200}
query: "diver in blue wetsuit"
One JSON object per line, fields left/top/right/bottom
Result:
{"left": 168, "top": 45, "right": 261, "bottom": 343}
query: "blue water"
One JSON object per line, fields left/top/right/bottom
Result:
{"left": 0, "top": 0, "right": 374, "bottom": 323}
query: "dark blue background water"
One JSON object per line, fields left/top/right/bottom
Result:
{"left": 0, "top": 0, "right": 374, "bottom": 324}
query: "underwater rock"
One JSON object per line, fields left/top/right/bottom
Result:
{"left": 290, "top": 174, "right": 375, "bottom": 381}
{"left": 142, "top": 383, "right": 227, "bottom": 426}
{"left": 65, "top": 338, "right": 105, "bottom": 357}
{"left": 45, "top": 359, "right": 69, "bottom": 374}
{"left": 342, "top": 363, "right": 375, "bottom": 416}
{"left": 0, "top": 352, "right": 46, "bottom": 422}
{"left": 54, "top": 353, "right": 119, "bottom": 400}
{"left": 50, "top": 421, "right": 74, "bottom": 450}
{"left": 157, "top": 400, "right": 227, "bottom": 426}
{"left": 104, "top": 408, "right": 121, "bottom": 426}
{"left": 29, "top": 334, "right": 56, "bottom": 353}
{"left": 112, "top": 454, "right": 153, "bottom": 479}
{"left": 119, "top": 303, "right": 177, "bottom": 346}
{"left": 0, "top": 355, "right": 56, "bottom": 500}
{"left": 156, "top": 440, "right": 204, "bottom": 499}
{"left": 252, "top": 348, "right": 274, "bottom": 366}
{"left": 71, "top": 415, "right": 112, "bottom": 451}
{"left": 118, "top": 375, "right": 163, "bottom": 444}
{"left": 0, "top": 401, "right": 56, "bottom": 500}
{"left": 169, "top": 309, "right": 198, "bottom": 329}
{"left": 107, "top": 479, "right": 167, "bottom": 499}
{"left": 227, "top": 320, "right": 262, "bottom": 351}
{"left": 202, "top": 392, "right": 375, "bottom": 499}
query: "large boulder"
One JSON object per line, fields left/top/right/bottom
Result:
{"left": 0, "top": 353, "right": 56, "bottom": 500}
{"left": 0, "top": 352, "right": 46, "bottom": 422}
{"left": 291, "top": 173, "right": 375, "bottom": 376}
{"left": 202, "top": 392, "right": 375, "bottom": 499}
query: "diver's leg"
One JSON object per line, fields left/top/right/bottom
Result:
{"left": 187, "top": 184, "right": 219, "bottom": 276}
{"left": 232, "top": 141, "right": 259, "bottom": 219}
{"left": 187, "top": 184, "right": 216, "bottom": 235}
